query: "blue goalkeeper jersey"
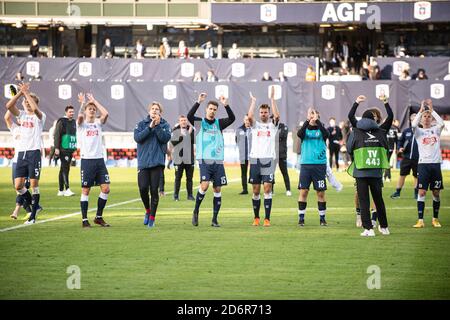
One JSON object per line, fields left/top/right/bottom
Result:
{"left": 196, "top": 118, "right": 224, "bottom": 161}
{"left": 300, "top": 128, "right": 327, "bottom": 164}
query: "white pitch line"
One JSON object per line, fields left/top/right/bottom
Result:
{"left": 0, "top": 178, "right": 240, "bottom": 233}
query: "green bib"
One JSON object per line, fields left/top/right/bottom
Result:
{"left": 61, "top": 134, "right": 77, "bottom": 151}
{"left": 353, "top": 146, "right": 389, "bottom": 170}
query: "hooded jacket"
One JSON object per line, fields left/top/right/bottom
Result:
{"left": 134, "top": 116, "right": 171, "bottom": 170}
{"left": 347, "top": 118, "right": 388, "bottom": 178}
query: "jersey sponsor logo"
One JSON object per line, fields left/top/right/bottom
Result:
{"left": 79, "top": 62, "right": 92, "bottom": 77}
{"left": 422, "top": 136, "right": 437, "bottom": 146}
{"left": 260, "top": 4, "right": 277, "bottom": 23}
{"left": 21, "top": 121, "right": 35, "bottom": 128}
{"left": 86, "top": 129, "right": 99, "bottom": 137}
{"left": 414, "top": 1, "right": 431, "bottom": 21}
{"left": 257, "top": 130, "right": 271, "bottom": 137}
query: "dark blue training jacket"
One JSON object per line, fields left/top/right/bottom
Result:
{"left": 134, "top": 116, "right": 171, "bottom": 170}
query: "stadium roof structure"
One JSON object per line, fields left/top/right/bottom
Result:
{"left": 0, "top": 0, "right": 211, "bottom": 28}
{"left": 1, "top": 1, "right": 450, "bottom": 28}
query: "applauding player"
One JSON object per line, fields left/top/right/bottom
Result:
{"left": 297, "top": 108, "right": 329, "bottom": 227}
{"left": 412, "top": 99, "right": 445, "bottom": 228}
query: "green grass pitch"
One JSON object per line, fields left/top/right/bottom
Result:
{"left": 0, "top": 166, "right": 449, "bottom": 299}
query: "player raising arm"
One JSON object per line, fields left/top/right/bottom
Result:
{"left": 411, "top": 99, "right": 445, "bottom": 228}
{"left": 187, "top": 92, "right": 235, "bottom": 227}
{"left": 77, "top": 93, "right": 111, "bottom": 228}
{"left": 247, "top": 87, "right": 280, "bottom": 227}
{"left": 6, "top": 83, "right": 46, "bottom": 225}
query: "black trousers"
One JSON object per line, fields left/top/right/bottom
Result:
{"left": 159, "top": 169, "right": 165, "bottom": 192}
{"left": 59, "top": 151, "right": 73, "bottom": 191}
{"left": 138, "top": 167, "right": 163, "bottom": 215}
{"left": 329, "top": 146, "right": 340, "bottom": 170}
{"left": 240, "top": 160, "right": 249, "bottom": 192}
{"left": 384, "top": 151, "right": 393, "bottom": 179}
{"left": 174, "top": 163, "right": 194, "bottom": 197}
{"left": 356, "top": 177, "right": 388, "bottom": 230}
{"left": 278, "top": 158, "right": 291, "bottom": 191}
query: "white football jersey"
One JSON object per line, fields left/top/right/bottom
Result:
{"left": 412, "top": 111, "right": 444, "bottom": 164}
{"left": 249, "top": 120, "right": 278, "bottom": 159}
{"left": 17, "top": 110, "right": 46, "bottom": 152}
{"left": 9, "top": 123, "right": 21, "bottom": 163}
{"left": 77, "top": 119, "right": 104, "bottom": 159}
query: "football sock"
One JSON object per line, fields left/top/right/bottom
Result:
{"left": 298, "top": 201, "right": 307, "bottom": 221}
{"left": 252, "top": 194, "right": 261, "bottom": 218}
{"left": 264, "top": 193, "right": 272, "bottom": 220}
{"left": 194, "top": 189, "right": 206, "bottom": 213}
{"left": 80, "top": 194, "right": 89, "bottom": 220}
{"left": 433, "top": 196, "right": 440, "bottom": 219}
{"left": 396, "top": 188, "right": 401, "bottom": 195}
{"left": 356, "top": 207, "right": 361, "bottom": 216}
{"left": 96, "top": 192, "right": 108, "bottom": 218}
{"left": 213, "top": 192, "right": 222, "bottom": 222}
{"left": 417, "top": 195, "right": 425, "bottom": 219}
{"left": 318, "top": 201, "right": 326, "bottom": 221}
{"left": 29, "top": 188, "right": 40, "bottom": 220}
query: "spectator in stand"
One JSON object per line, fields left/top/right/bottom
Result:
{"left": 399, "top": 66, "right": 411, "bottom": 81}
{"left": 394, "top": 35, "right": 409, "bottom": 57}
{"left": 101, "top": 38, "right": 114, "bottom": 59}
{"left": 352, "top": 41, "right": 365, "bottom": 74}
{"left": 206, "top": 69, "right": 218, "bottom": 82}
{"left": 339, "top": 61, "right": 350, "bottom": 76}
{"left": 133, "top": 39, "right": 146, "bottom": 59}
{"left": 414, "top": 68, "right": 428, "bottom": 80}
{"left": 369, "top": 61, "right": 381, "bottom": 80}
{"left": 159, "top": 37, "right": 172, "bottom": 59}
{"left": 339, "top": 120, "right": 351, "bottom": 168}
{"left": 202, "top": 41, "right": 215, "bottom": 59}
{"left": 261, "top": 72, "right": 273, "bottom": 81}
{"left": 375, "top": 41, "right": 389, "bottom": 57}
{"left": 16, "top": 72, "right": 24, "bottom": 82}
{"left": 193, "top": 71, "right": 203, "bottom": 82}
{"left": 305, "top": 65, "right": 316, "bottom": 82}
{"left": 338, "top": 39, "right": 350, "bottom": 65}
{"left": 228, "top": 43, "right": 242, "bottom": 59}
{"left": 322, "top": 41, "right": 335, "bottom": 73}
{"left": 29, "top": 38, "right": 39, "bottom": 58}
{"left": 177, "top": 40, "right": 189, "bottom": 59}
{"left": 327, "top": 117, "right": 343, "bottom": 170}
{"left": 277, "top": 71, "right": 287, "bottom": 82}
{"left": 360, "top": 61, "right": 370, "bottom": 80}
